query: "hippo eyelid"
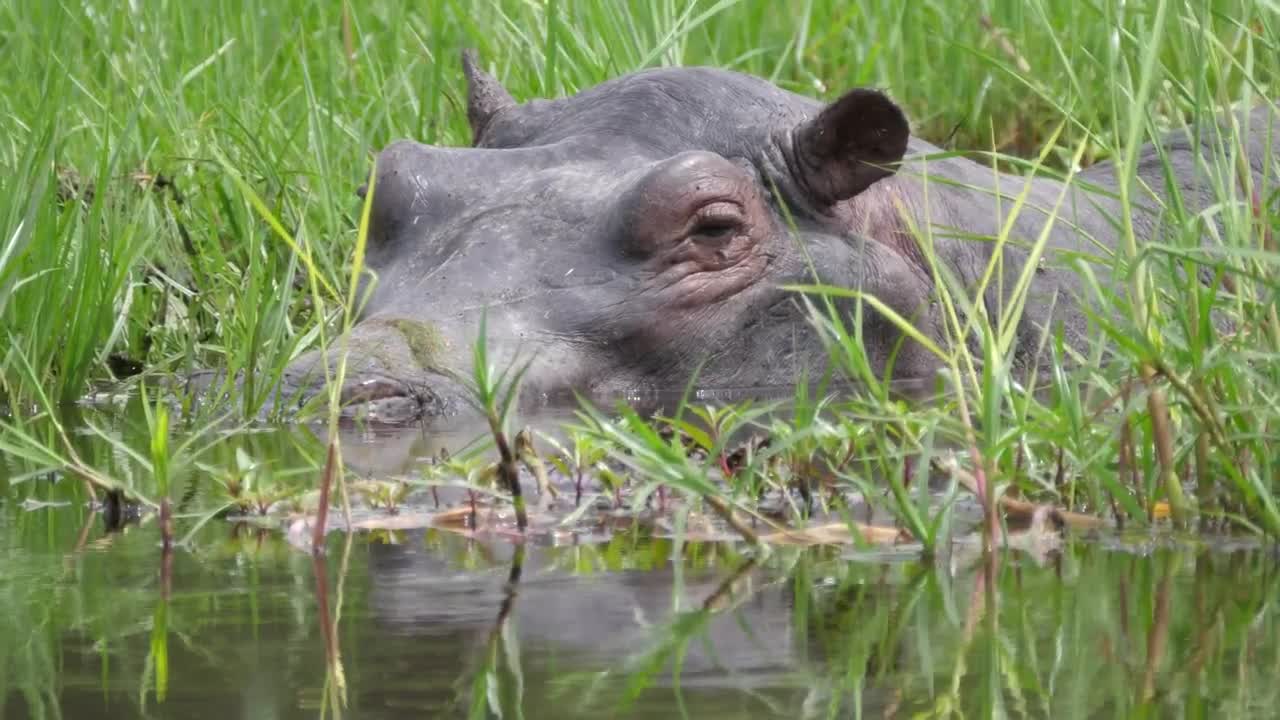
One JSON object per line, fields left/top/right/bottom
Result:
{"left": 689, "top": 199, "right": 745, "bottom": 229}
{"left": 695, "top": 200, "right": 744, "bottom": 220}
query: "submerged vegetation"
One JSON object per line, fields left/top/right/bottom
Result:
{"left": 1, "top": 0, "right": 1279, "bottom": 717}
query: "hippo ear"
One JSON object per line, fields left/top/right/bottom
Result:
{"left": 791, "top": 88, "right": 910, "bottom": 206}
{"left": 461, "top": 49, "right": 516, "bottom": 145}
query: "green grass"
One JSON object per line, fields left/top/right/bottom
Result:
{"left": 1, "top": 0, "right": 1279, "bottom": 538}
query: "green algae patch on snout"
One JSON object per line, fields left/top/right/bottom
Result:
{"left": 384, "top": 318, "right": 449, "bottom": 372}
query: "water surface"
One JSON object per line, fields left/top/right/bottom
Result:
{"left": 2, "top": 410, "right": 1277, "bottom": 719}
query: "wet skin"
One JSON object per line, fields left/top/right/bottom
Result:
{"left": 276, "top": 51, "right": 1278, "bottom": 423}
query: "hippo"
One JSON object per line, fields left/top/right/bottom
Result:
{"left": 277, "top": 51, "right": 1278, "bottom": 423}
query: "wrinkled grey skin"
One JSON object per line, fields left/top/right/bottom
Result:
{"left": 278, "top": 52, "right": 1278, "bottom": 423}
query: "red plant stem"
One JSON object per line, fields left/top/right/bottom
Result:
{"left": 311, "top": 552, "right": 339, "bottom": 699}
{"left": 1141, "top": 563, "right": 1174, "bottom": 702}
{"left": 159, "top": 497, "right": 173, "bottom": 551}
{"left": 490, "top": 423, "right": 527, "bottom": 533}
{"left": 159, "top": 538, "right": 173, "bottom": 601}
{"left": 312, "top": 440, "right": 337, "bottom": 555}
{"left": 970, "top": 446, "right": 1000, "bottom": 582}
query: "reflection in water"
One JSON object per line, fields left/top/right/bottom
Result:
{"left": 1, "top": 410, "right": 1279, "bottom": 718}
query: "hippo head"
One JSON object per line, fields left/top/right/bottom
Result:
{"left": 280, "top": 52, "right": 939, "bottom": 423}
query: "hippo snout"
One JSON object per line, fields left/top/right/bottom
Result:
{"left": 271, "top": 363, "right": 436, "bottom": 425}
{"left": 335, "top": 375, "right": 429, "bottom": 424}
{"left": 275, "top": 314, "right": 466, "bottom": 424}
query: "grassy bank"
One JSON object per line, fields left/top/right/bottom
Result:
{"left": 1, "top": 0, "right": 1278, "bottom": 533}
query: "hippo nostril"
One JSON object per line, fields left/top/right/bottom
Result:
{"left": 337, "top": 377, "right": 426, "bottom": 424}
{"left": 340, "top": 377, "right": 413, "bottom": 405}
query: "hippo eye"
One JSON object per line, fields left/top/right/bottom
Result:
{"left": 692, "top": 219, "right": 738, "bottom": 239}
{"left": 689, "top": 202, "right": 744, "bottom": 243}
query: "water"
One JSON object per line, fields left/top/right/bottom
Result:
{"left": 2, "top": 408, "right": 1278, "bottom": 719}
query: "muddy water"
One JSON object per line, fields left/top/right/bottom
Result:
{"left": 1, "top": 409, "right": 1278, "bottom": 719}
